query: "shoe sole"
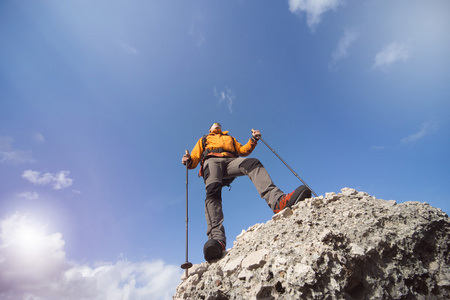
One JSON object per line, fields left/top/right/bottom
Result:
{"left": 204, "top": 240, "right": 224, "bottom": 262}
{"left": 286, "top": 185, "right": 311, "bottom": 208}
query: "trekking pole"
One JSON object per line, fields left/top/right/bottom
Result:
{"left": 254, "top": 130, "right": 318, "bottom": 197}
{"left": 180, "top": 150, "right": 193, "bottom": 276}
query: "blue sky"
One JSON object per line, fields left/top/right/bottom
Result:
{"left": 1, "top": 0, "right": 449, "bottom": 298}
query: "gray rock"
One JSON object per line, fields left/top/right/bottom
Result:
{"left": 242, "top": 249, "right": 270, "bottom": 270}
{"left": 173, "top": 188, "right": 450, "bottom": 300}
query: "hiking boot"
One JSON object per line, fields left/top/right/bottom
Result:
{"left": 273, "top": 185, "right": 311, "bottom": 214}
{"left": 203, "top": 239, "right": 225, "bottom": 262}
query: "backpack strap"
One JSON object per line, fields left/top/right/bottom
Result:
{"left": 198, "top": 134, "right": 209, "bottom": 177}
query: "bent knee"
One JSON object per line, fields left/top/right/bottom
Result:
{"left": 239, "top": 158, "right": 263, "bottom": 174}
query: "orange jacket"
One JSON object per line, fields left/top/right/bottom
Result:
{"left": 188, "top": 130, "right": 257, "bottom": 170}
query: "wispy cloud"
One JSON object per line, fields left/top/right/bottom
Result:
{"left": 118, "top": 40, "right": 138, "bottom": 55}
{"left": 33, "top": 133, "right": 45, "bottom": 144}
{"left": 22, "top": 170, "right": 73, "bottom": 190}
{"left": 17, "top": 191, "right": 39, "bottom": 200}
{"left": 214, "top": 87, "right": 235, "bottom": 113}
{"left": 372, "top": 42, "right": 410, "bottom": 71}
{"left": 0, "top": 150, "right": 34, "bottom": 164}
{"left": 288, "top": 0, "right": 345, "bottom": 31}
{"left": 189, "top": 15, "right": 206, "bottom": 46}
{"left": 0, "top": 136, "right": 34, "bottom": 164}
{"left": 371, "top": 145, "right": 386, "bottom": 151}
{"left": 401, "top": 119, "right": 439, "bottom": 143}
{"left": 329, "top": 29, "right": 359, "bottom": 70}
{"left": 0, "top": 213, "right": 182, "bottom": 300}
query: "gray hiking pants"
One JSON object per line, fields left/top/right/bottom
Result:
{"left": 203, "top": 157, "right": 284, "bottom": 246}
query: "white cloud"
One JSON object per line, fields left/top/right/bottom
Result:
{"left": 0, "top": 151, "right": 34, "bottom": 164}
{"left": 119, "top": 41, "right": 138, "bottom": 55}
{"left": 0, "top": 136, "right": 34, "bottom": 164}
{"left": 401, "top": 119, "right": 439, "bottom": 143}
{"left": 0, "top": 213, "right": 182, "bottom": 300}
{"left": 214, "top": 87, "right": 235, "bottom": 113}
{"left": 288, "top": 0, "right": 344, "bottom": 30}
{"left": 0, "top": 136, "right": 13, "bottom": 150}
{"left": 17, "top": 192, "right": 39, "bottom": 200}
{"left": 60, "top": 260, "right": 182, "bottom": 300}
{"left": 329, "top": 29, "right": 359, "bottom": 70}
{"left": 189, "top": 15, "right": 206, "bottom": 47}
{"left": 372, "top": 42, "right": 410, "bottom": 71}
{"left": 0, "top": 213, "right": 69, "bottom": 298}
{"left": 33, "top": 133, "right": 45, "bottom": 144}
{"left": 22, "top": 170, "right": 73, "bottom": 190}
{"left": 371, "top": 145, "right": 386, "bottom": 151}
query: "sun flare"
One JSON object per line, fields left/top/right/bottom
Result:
{"left": 14, "top": 225, "right": 47, "bottom": 255}
{"left": 1, "top": 213, "right": 66, "bottom": 270}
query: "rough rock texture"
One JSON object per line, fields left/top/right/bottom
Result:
{"left": 173, "top": 188, "right": 450, "bottom": 300}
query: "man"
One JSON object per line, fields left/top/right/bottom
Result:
{"left": 182, "top": 123, "right": 311, "bottom": 262}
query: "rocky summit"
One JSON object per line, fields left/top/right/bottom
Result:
{"left": 173, "top": 188, "right": 450, "bottom": 300}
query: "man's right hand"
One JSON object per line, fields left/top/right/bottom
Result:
{"left": 182, "top": 150, "right": 192, "bottom": 166}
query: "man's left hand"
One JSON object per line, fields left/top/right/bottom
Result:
{"left": 251, "top": 129, "right": 261, "bottom": 141}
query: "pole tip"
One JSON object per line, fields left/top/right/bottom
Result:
{"left": 181, "top": 262, "right": 193, "bottom": 269}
